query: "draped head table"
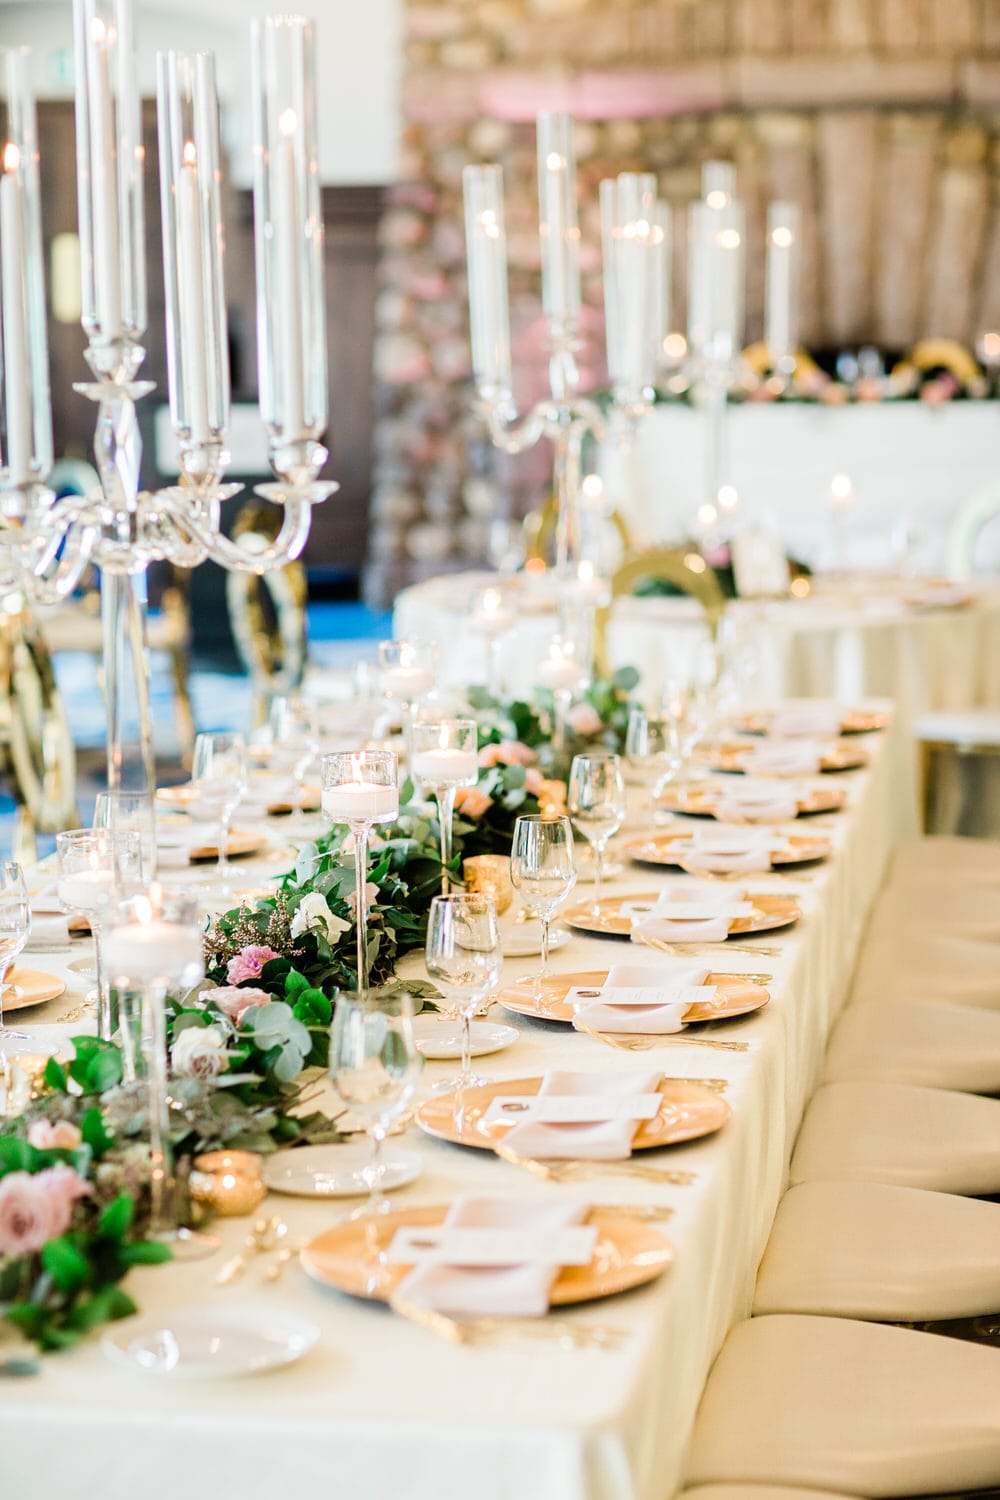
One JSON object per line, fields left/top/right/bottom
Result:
{"left": 5, "top": 710, "right": 905, "bottom": 1500}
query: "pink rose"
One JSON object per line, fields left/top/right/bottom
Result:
{"left": 0, "top": 1166, "right": 90, "bottom": 1255}
{"left": 454, "top": 785, "right": 492, "bottom": 819}
{"left": 226, "top": 945, "right": 280, "bottom": 986}
{"left": 479, "top": 739, "right": 536, "bottom": 768}
{"left": 346, "top": 882, "right": 380, "bottom": 916}
{"left": 567, "top": 703, "right": 602, "bottom": 737}
{"left": 203, "top": 985, "right": 272, "bottom": 1025}
{"left": 27, "top": 1120, "right": 83, "bottom": 1151}
{"left": 524, "top": 767, "right": 545, "bottom": 796}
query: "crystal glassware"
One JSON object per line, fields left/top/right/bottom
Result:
{"left": 568, "top": 751, "right": 626, "bottom": 911}
{"left": 56, "top": 827, "right": 143, "bottom": 1041}
{"left": 378, "top": 639, "right": 437, "bottom": 760}
{"left": 190, "top": 731, "right": 248, "bottom": 889}
{"left": 321, "top": 750, "right": 399, "bottom": 993}
{"left": 510, "top": 813, "right": 577, "bottom": 1002}
{"left": 93, "top": 788, "right": 157, "bottom": 881}
{"left": 268, "top": 694, "right": 321, "bottom": 824}
{"left": 0, "top": 862, "right": 30, "bottom": 1050}
{"left": 328, "top": 987, "right": 422, "bottom": 1244}
{"left": 425, "top": 892, "right": 502, "bottom": 1097}
{"left": 104, "top": 887, "right": 216, "bottom": 1260}
{"left": 411, "top": 718, "right": 478, "bottom": 894}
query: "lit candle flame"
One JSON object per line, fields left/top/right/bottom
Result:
{"left": 183, "top": 140, "right": 197, "bottom": 169}
{"left": 2, "top": 143, "right": 19, "bottom": 174}
{"left": 278, "top": 108, "right": 298, "bottom": 138}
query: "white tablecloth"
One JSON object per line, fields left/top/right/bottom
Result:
{"left": 4, "top": 718, "right": 904, "bottom": 1500}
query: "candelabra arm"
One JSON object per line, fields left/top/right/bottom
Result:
{"left": 186, "top": 483, "right": 336, "bottom": 575}
{"left": 483, "top": 399, "right": 548, "bottom": 456}
{"left": 25, "top": 494, "right": 102, "bottom": 603}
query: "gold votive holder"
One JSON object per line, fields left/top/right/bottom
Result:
{"left": 190, "top": 1149, "right": 266, "bottom": 1217}
{"left": 539, "top": 778, "right": 567, "bottom": 817}
{"left": 462, "top": 854, "right": 513, "bottom": 914}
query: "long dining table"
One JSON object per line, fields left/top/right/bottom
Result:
{"left": 4, "top": 706, "right": 908, "bottom": 1500}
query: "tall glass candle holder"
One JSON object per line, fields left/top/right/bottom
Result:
{"left": 536, "top": 636, "right": 587, "bottom": 754}
{"left": 765, "top": 200, "right": 802, "bottom": 382}
{"left": 56, "top": 827, "right": 143, "bottom": 1041}
{"left": 687, "top": 195, "right": 746, "bottom": 529}
{"left": 104, "top": 887, "right": 216, "bottom": 1259}
{"left": 321, "top": 751, "right": 399, "bottom": 993}
{"left": 411, "top": 719, "right": 478, "bottom": 894}
{"left": 467, "top": 585, "right": 513, "bottom": 699}
{"left": 378, "top": 639, "right": 437, "bottom": 759}
{"left": 600, "top": 172, "right": 657, "bottom": 410}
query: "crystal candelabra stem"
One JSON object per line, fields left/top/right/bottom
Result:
{"left": 704, "top": 363, "right": 731, "bottom": 521}
{"left": 352, "top": 823, "right": 372, "bottom": 993}
{"left": 436, "top": 786, "right": 457, "bottom": 894}
{"left": 553, "top": 416, "right": 586, "bottom": 575}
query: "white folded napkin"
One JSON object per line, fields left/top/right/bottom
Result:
{"left": 156, "top": 824, "right": 220, "bottom": 870}
{"left": 627, "top": 885, "right": 751, "bottom": 945}
{"left": 29, "top": 885, "right": 64, "bottom": 916}
{"left": 679, "top": 829, "right": 778, "bottom": 874}
{"left": 715, "top": 783, "right": 799, "bottom": 824}
{"left": 741, "top": 741, "right": 825, "bottom": 777}
{"left": 770, "top": 703, "right": 843, "bottom": 738}
{"left": 571, "top": 962, "right": 709, "bottom": 1034}
{"left": 25, "top": 914, "right": 71, "bottom": 949}
{"left": 502, "top": 1068, "right": 664, "bottom": 1161}
{"left": 396, "top": 1197, "right": 592, "bottom": 1319}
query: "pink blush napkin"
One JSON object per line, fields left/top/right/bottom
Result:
{"left": 396, "top": 1197, "right": 592, "bottom": 1318}
{"left": 502, "top": 1068, "right": 663, "bottom": 1161}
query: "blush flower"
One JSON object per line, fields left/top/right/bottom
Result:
{"left": 0, "top": 1166, "right": 90, "bottom": 1255}
{"left": 454, "top": 785, "right": 492, "bottom": 819}
{"left": 479, "top": 739, "right": 536, "bottom": 768}
{"left": 171, "top": 1025, "right": 229, "bottom": 1079}
{"left": 226, "top": 945, "right": 280, "bottom": 986}
{"left": 524, "top": 767, "right": 545, "bottom": 796}
{"left": 346, "top": 882, "right": 380, "bottom": 916}
{"left": 27, "top": 1120, "right": 83, "bottom": 1151}
{"left": 567, "top": 704, "right": 602, "bottom": 737}
{"left": 203, "top": 985, "right": 272, "bottom": 1025}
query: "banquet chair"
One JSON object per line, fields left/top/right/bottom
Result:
{"left": 681, "top": 1490, "right": 859, "bottom": 1500}
{"left": 946, "top": 478, "right": 1000, "bottom": 579}
{"left": 911, "top": 712, "right": 1000, "bottom": 836}
{"left": 789, "top": 1082, "right": 1000, "bottom": 1196}
{"left": 752, "top": 1181, "right": 1000, "bottom": 1325}
{"left": 684, "top": 1315, "right": 1000, "bottom": 1496}
{"left": 822, "top": 999, "right": 1000, "bottom": 1093}
{"left": 593, "top": 546, "right": 727, "bottom": 677}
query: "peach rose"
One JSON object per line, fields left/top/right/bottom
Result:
{"left": 203, "top": 985, "right": 272, "bottom": 1025}
{"left": 454, "top": 785, "right": 492, "bottom": 819}
{"left": 27, "top": 1120, "right": 82, "bottom": 1152}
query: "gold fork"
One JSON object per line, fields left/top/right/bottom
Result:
{"left": 636, "top": 934, "right": 781, "bottom": 960}
{"left": 389, "top": 1294, "right": 629, "bottom": 1349}
{"left": 494, "top": 1140, "right": 696, "bottom": 1185}
{"left": 574, "top": 1019, "right": 749, "bottom": 1054}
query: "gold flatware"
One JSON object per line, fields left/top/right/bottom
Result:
{"left": 636, "top": 934, "right": 781, "bottom": 960}
{"left": 661, "top": 1035, "right": 750, "bottom": 1052}
{"left": 388, "top": 1293, "right": 629, "bottom": 1349}
{"left": 216, "top": 1214, "right": 286, "bottom": 1286}
{"left": 494, "top": 1141, "right": 696, "bottom": 1185}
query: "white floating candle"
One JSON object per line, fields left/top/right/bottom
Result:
{"left": 411, "top": 747, "right": 478, "bottom": 788}
{"left": 104, "top": 919, "right": 202, "bottom": 985}
{"left": 58, "top": 869, "right": 115, "bottom": 912}
{"left": 322, "top": 781, "right": 399, "bottom": 825}
{"left": 537, "top": 656, "right": 584, "bottom": 693}
{"left": 380, "top": 665, "right": 435, "bottom": 701}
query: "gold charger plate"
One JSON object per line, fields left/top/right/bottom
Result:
{"left": 658, "top": 784, "right": 844, "bottom": 819}
{"left": 158, "top": 783, "right": 319, "bottom": 818}
{"left": 299, "top": 1204, "right": 673, "bottom": 1308}
{"left": 735, "top": 709, "right": 888, "bottom": 737}
{"left": 622, "top": 831, "right": 830, "bottom": 870}
{"left": 498, "top": 969, "right": 769, "bottom": 1026}
{"left": 707, "top": 741, "right": 868, "bottom": 774}
{"left": 187, "top": 830, "right": 266, "bottom": 864}
{"left": 416, "top": 1074, "right": 731, "bottom": 1152}
{"left": 3, "top": 967, "right": 67, "bottom": 1013}
{"left": 561, "top": 891, "right": 801, "bottom": 940}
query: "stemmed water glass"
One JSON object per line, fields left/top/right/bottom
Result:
{"left": 425, "top": 893, "right": 502, "bottom": 1096}
{"left": 510, "top": 814, "right": 577, "bottom": 1003}
{"left": 411, "top": 719, "right": 478, "bottom": 893}
{"left": 190, "top": 732, "right": 249, "bottom": 890}
{"left": 56, "top": 829, "right": 144, "bottom": 1042}
{"left": 328, "top": 987, "right": 423, "bottom": 1248}
{"left": 268, "top": 695, "right": 321, "bottom": 825}
{"left": 93, "top": 789, "right": 158, "bottom": 881}
{"left": 568, "top": 752, "right": 626, "bottom": 912}
{"left": 321, "top": 751, "right": 399, "bottom": 993}
{"left": 104, "top": 888, "right": 217, "bottom": 1260}
{"left": 0, "top": 863, "right": 31, "bottom": 1051}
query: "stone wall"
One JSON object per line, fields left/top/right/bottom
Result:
{"left": 366, "top": 0, "right": 1000, "bottom": 603}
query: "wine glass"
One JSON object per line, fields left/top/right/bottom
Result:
{"left": 190, "top": 732, "right": 248, "bottom": 889}
{"left": 0, "top": 863, "right": 30, "bottom": 1050}
{"left": 625, "top": 706, "right": 677, "bottom": 814}
{"left": 425, "top": 893, "right": 502, "bottom": 1096}
{"left": 329, "top": 987, "right": 423, "bottom": 1247}
{"left": 411, "top": 719, "right": 478, "bottom": 893}
{"left": 268, "top": 695, "right": 321, "bottom": 824}
{"left": 56, "top": 829, "right": 144, "bottom": 1043}
{"left": 93, "top": 789, "right": 157, "bottom": 881}
{"left": 510, "top": 814, "right": 577, "bottom": 1003}
{"left": 568, "top": 752, "right": 626, "bottom": 912}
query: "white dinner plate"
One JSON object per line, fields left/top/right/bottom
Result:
{"left": 102, "top": 1304, "right": 318, "bottom": 1379}
{"left": 262, "top": 1143, "right": 423, "bottom": 1199}
{"left": 411, "top": 1015, "right": 519, "bottom": 1060}
{"left": 501, "top": 925, "right": 571, "bottom": 958}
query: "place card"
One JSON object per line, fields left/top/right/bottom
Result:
{"left": 482, "top": 1093, "right": 664, "bottom": 1125}
{"left": 567, "top": 985, "right": 713, "bottom": 1008}
{"left": 387, "top": 1225, "right": 598, "bottom": 1267}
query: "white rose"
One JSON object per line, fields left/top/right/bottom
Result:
{"left": 171, "top": 1025, "right": 229, "bottom": 1079}
{"left": 290, "top": 891, "right": 351, "bottom": 941}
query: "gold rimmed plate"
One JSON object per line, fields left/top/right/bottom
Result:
{"left": 561, "top": 891, "right": 801, "bottom": 940}
{"left": 3, "top": 968, "right": 67, "bottom": 1013}
{"left": 658, "top": 784, "right": 845, "bottom": 819}
{"left": 623, "top": 832, "right": 830, "bottom": 870}
{"left": 299, "top": 1204, "right": 673, "bottom": 1308}
{"left": 498, "top": 969, "right": 769, "bottom": 1026}
{"left": 415, "top": 1074, "right": 731, "bottom": 1152}
{"left": 734, "top": 709, "right": 888, "bottom": 737}
{"left": 185, "top": 831, "right": 266, "bottom": 864}
{"left": 706, "top": 741, "right": 868, "bottom": 775}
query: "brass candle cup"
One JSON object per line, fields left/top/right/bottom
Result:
{"left": 462, "top": 854, "right": 513, "bottom": 914}
{"left": 190, "top": 1149, "right": 266, "bottom": 1217}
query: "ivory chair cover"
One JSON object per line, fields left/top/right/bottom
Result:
{"left": 682, "top": 1490, "right": 859, "bottom": 1500}
{"left": 789, "top": 1081, "right": 1000, "bottom": 1194}
{"left": 822, "top": 999, "right": 1000, "bottom": 1093}
{"left": 684, "top": 1315, "right": 1000, "bottom": 1496}
{"left": 752, "top": 1181, "right": 1000, "bottom": 1321}
{"left": 848, "top": 929, "right": 1000, "bottom": 1012}
{"left": 882, "top": 834, "right": 1000, "bottom": 882}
